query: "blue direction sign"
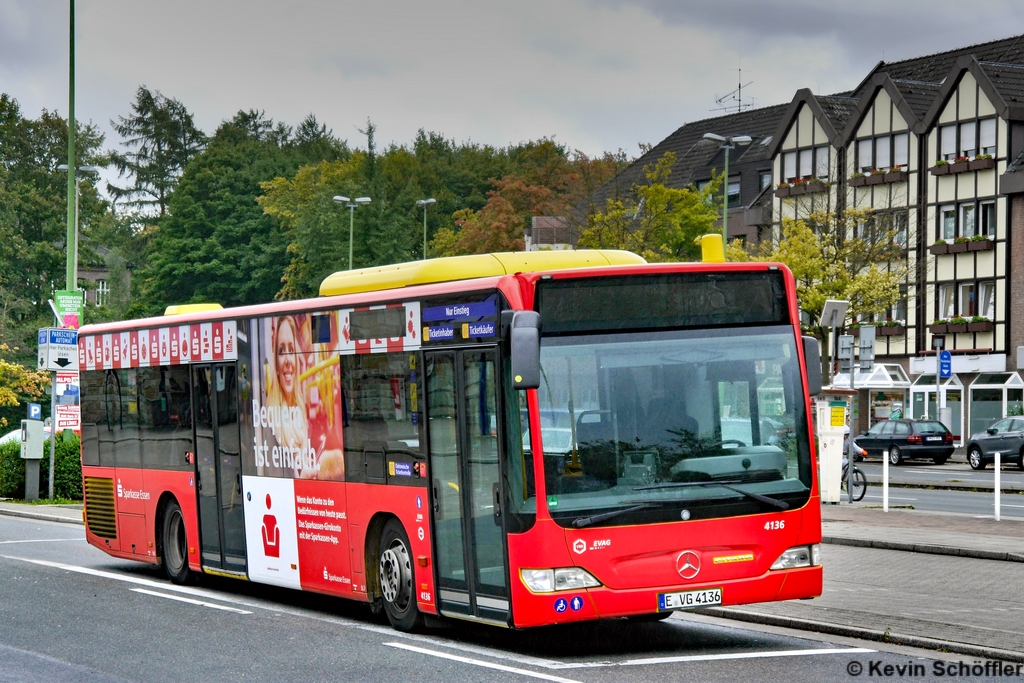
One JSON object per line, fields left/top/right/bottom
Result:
{"left": 939, "top": 350, "right": 952, "bottom": 379}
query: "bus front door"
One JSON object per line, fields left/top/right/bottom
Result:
{"left": 426, "top": 349, "right": 510, "bottom": 624}
{"left": 192, "top": 363, "right": 247, "bottom": 574}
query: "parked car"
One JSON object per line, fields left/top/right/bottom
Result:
{"left": 856, "top": 419, "right": 954, "bottom": 465}
{"left": 0, "top": 424, "right": 53, "bottom": 446}
{"left": 965, "top": 418, "right": 1024, "bottom": 470}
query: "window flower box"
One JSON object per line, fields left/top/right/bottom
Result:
{"left": 865, "top": 174, "right": 885, "bottom": 185}
{"left": 930, "top": 164, "right": 950, "bottom": 176}
{"left": 805, "top": 181, "right": 828, "bottom": 194}
{"left": 877, "top": 325, "right": 906, "bottom": 337}
{"left": 883, "top": 170, "right": 908, "bottom": 183}
{"left": 774, "top": 186, "right": 792, "bottom": 198}
{"left": 790, "top": 184, "right": 807, "bottom": 195}
{"left": 969, "top": 237, "right": 994, "bottom": 251}
{"left": 969, "top": 157, "right": 995, "bottom": 171}
{"left": 929, "top": 242, "right": 949, "bottom": 255}
{"left": 948, "top": 241, "right": 969, "bottom": 253}
{"left": 947, "top": 323, "right": 968, "bottom": 333}
{"left": 848, "top": 175, "right": 867, "bottom": 187}
{"left": 968, "top": 320, "right": 994, "bottom": 332}
{"left": 949, "top": 161, "right": 970, "bottom": 174}
{"left": 928, "top": 323, "right": 948, "bottom": 334}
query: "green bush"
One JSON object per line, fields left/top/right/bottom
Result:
{"left": 0, "top": 433, "right": 82, "bottom": 500}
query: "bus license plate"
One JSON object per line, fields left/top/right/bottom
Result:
{"left": 658, "top": 588, "right": 722, "bottom": 611}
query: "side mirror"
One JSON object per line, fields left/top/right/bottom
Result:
{"left": 802, "top": 336, "right": 822, "bottom": 396}
{"left": 510, "top": 311, "right": 541, "bottom": 390}
{"left": 987, "top": 427, "right": 997, "bottom": 435}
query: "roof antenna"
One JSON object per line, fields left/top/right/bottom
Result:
{"left": 711, "top": 67, "right": 753, "bottom": 113}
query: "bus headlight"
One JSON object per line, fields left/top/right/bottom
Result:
{"left": 520, "top": 568, "right": 601, "bottom": 593}
{"left": 770, "top": 544, "right": 822, "bottom": 570}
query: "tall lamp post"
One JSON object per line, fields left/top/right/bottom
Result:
{"left": 57, "top": 164, "right": 101, "bottom": 288}
{"left": 333, "top": 195, "right": 371, "bottom": 270}
{"left": 702, "top": 133, "right": 752, "bottom": 249}
{"left": 416, "top": 198, "right": 436, "bottom": 260}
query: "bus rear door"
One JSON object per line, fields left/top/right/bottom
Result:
{"left": 425, "top": 349, "right": 510, "bottom": 625}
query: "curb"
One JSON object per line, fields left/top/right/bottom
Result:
{"left": 822, "top": 534, "right": 1024, "bottom": 563}
{"left": 698, "top": 607, "right": 1024, "bottom": 664}
{"left": 0, "top": 507, "right": 83, "bottom": 526}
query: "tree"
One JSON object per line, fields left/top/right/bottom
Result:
{"left": 0, "top": 344, "right": 49, "bottom": 429}
{"left": 577, "top": 152, "right": 722, "bottom": 262}
{"left": 108, "top": 86, "right": 207, "bottom": 217}
{"left": 727, "top": 209, "right": 906, "bottom": 346}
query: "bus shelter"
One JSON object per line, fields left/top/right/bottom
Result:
{"left": 967, "top": 372, "right": 1024, "bottom": 438}
{"left": 910, "top": 374, "right": 964, "bottom": 444}
{"left": 830, "top": 363, "right": 911, "bottom": 432}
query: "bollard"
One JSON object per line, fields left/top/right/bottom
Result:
{"left": 995, "top": 451, "right": 1001, "bottom": 522}
{"left": 882, "top": 447, "right": 889, "bottom": 512}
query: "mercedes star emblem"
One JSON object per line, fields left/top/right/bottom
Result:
{"left": 675, "top": 550, "right": 701, "bottom": 580}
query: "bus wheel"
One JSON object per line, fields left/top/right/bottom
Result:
{"left": 378, "top": 520, "right": 423, "bottom": 632}
{"left": 162, "top": 500, "right": 193, "bottom": 585}
{"left": 628, "top": 611, "right": 673, "bottom": 623}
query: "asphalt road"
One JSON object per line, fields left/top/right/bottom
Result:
{"left": 860, "top": 460, "right": 1024, "bottom": 490}
{"left": 0, "top": 516, "right": 1008, "bottom": 683}
{"left": 854, "top": 485, "right": 1024, "bottom": 518}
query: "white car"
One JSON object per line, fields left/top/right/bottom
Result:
{"left": 0, "top": 425, "right": 53, "bottom": 446}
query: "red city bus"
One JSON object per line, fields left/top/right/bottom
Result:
{"left": 78, "top": 246, "right": 824, "bottom": 631}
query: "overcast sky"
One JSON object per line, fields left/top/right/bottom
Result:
{"left": 4, "top": 0, "right": 1024, "bottom": 175}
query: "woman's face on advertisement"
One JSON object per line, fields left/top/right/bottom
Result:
{"left": 276, "top": 320, "right": 296, "bottom": 398}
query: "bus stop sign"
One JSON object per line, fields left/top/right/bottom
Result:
{"left": 939, "top": 350, "right": 952, "bottom": 379}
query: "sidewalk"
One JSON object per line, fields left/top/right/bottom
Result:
{"left": 820, "top": 504, "right": 1024, "bottom": 562}
{"left": 0, "top": 501, "right": 83, "bottom": 526}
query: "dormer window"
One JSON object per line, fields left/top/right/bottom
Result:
{"left": 783, "top": 146, "right": 829, "bottom": 181}
{"left": 939, "top": 117, "right": 995, "bottom": 161}
{"left": 857, "top": 133, "right": 908, "bottom": 172}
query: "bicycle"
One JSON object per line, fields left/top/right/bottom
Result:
{"left": 841, "top": 459, "right": 867, "bottom": 502}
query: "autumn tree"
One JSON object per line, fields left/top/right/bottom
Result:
{"left": 576, "top": 152, "right": 721, "bottom": 262}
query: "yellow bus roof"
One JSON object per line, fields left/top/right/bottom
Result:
{"left": 164, "top": 303, "right": 224, "bottom": 316}
{"left": 318, "top": 250, "right": 646, "bottom": 297}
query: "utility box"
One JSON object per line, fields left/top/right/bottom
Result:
{"left": 815, "top": 389, "right": 855, "bottom": 504}
{"left": 20, "top": 418, "right": 44, "bottom": 502}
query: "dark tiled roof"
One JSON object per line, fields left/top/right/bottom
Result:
{"left": 979, "top": 61, "right": 1024, "bottom": 105}
{"left": 817, "top": 95, "right": 859, "bottom": 131}
{"left": 890, "top": 79, "right": 942, "bottom": 119}
{"left": 877, "top": 34, "right": 1024, "bottom": 83}
{"left": 581, "top": 103, "right": 788, "bottom": 211}
{"left": 1003, "top": 147, "right": 1024, "bottom": 175}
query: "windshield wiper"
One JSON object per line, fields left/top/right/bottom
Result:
{"left": 570, "top": 503, "right": 662, "bottom": 528}
{"left": 633, "top": 480, "right": 790, "bottom": 510}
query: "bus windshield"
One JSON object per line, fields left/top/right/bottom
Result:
{"left": 531, "top": 325, "right": 812, "bottom": 527}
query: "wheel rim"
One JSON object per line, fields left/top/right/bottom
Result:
{"left": 379, "top": 540, "right": 412, "bottom": 610}
{"left": 166, "top": 510, "right": 186, "bottom": 572}
{"left": 970, "top": 450, "right": 980, "bottom": 467}
{"left": 890, "top": 447, "right": 899, "bottom": 463}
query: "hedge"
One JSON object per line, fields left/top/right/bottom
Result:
{"left": 0, "top": 433, "right": 82, "bottom": 500}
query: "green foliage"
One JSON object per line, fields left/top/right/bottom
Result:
{"left": 577, "top": 153, "right": 721, "bottom": 261}
{"left": 0, "top": 433, "right": 82, "bottom": 500}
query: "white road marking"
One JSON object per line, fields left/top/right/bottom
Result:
{"left": 0, "top": 538, "right": 84, "bottom": 544}
{"left": 383, "top": 642, "right": 583, "bottom": 683}
{"left": 864, "top": 495, "right": 918, "bottom": 501}
{"left": 614, "top": 647, "right": 875, "bottom": 666}
{"left": 131, "top": 588, "right": 252, "bottom": 614}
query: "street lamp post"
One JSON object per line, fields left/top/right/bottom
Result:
{"left": 416, "top": 198, "right": 436, "bottom": 260}
{"left": 333, "top": 195, "right": 371, "bottom": 270}
{"left": 57, "top": 164, "right": 101, "bottom": 288}
{"left": 702, "top": 133, "right": 752, "bottom": 249}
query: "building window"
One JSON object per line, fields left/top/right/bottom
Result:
{"left": 875, "top": 135, "right": 891, "bottom": 169}
{"left": 760, "top": 171, "right": 772, "bottom": 190}
{"left": 960, "top": 282, "right": 976, "bottom": 316}
{"left": 979, "top": 280, "right": 995, "bottom": 319}
{"left": 940, "top": 205, "right": 956, "bottom": 240}
{"left": 815, "top": 146, "right": 829, "bottom": 179}
{"left": 960, "top": 204, "right": 976, "bottom": 238}
{"left": 727, "top": 178, "right": 740, "bottom": 206}
{"left": 959, "top": 120, "right": 977, "bottom": 157}
{"left": 893, "top": 133, "right": 909, "bottom": 168}
{"left": 892, "top": 211, "right": 908, "bottom": 246}
{"left": 857, "top": 138, "right": 873, "bottom": 172}
{"left": 938, "top": 284, "right": 955, "bottom": 319}
{"left": 980, "top": 201, "right": 996, "bottom": 237}
{"left": 798, "top": 149, "right": 813, "bottom": 178}
{"left": 783, "top": 152, "right": 796, "bottom": 180}
{"left": 979, "top": 118, "right": 996, "bottom": 156}
{"left": 940, "top": 124, "right": 957, "bottom": 161}
{"left": 96, "top": 280, "right": 109, "bottom": 307}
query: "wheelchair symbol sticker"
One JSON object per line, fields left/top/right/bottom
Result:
{"left": 554, "top": 598, "right": 568, "bottom": 613}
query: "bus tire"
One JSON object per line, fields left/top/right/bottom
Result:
{"left": 161, "top": 500, "right": 193, "bottom": 585}
{"left": 378, "top": 519, "right": 422, "bottom": 632}
{"left": 628, "top": 611, "right": 673, "bottom": 623}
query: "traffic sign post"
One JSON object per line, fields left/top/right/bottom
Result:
{"left": 38, "top": 328, "right": 78, "bottom": 499}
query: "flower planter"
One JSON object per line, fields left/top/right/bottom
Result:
{"left": 883, "top": 171, "right": 908, "bottom": 183}
{"left": 877, "top": 325, "right": 906, "bottom": 337}
{"left": 968, "top": 321, "right": 994, "bottom": 332}
{"left": 790, "top": 184, "right": 807, "bottom": 195}
{"left": 930, "top": 165, "right": 950, "bottom": 176}
{"left": 805, "top": 181, "right": 827, "bottom": 194}
{"left": 969, "top": 158, "right": 995, "bottom": 171}
{"left": 950, "top": 162, "right": 970, "bottom": 174}
{"left": 947, "top": 323, "right": 968, "bottom": 333}
{"left": 948, "top": 242, "right": 969, "bottom": 253}
{"left": 969, "top": 238, "right": 995, "bottom": 252}
{"left": 774, "top": 186, "right": 791, "bottom": 198}
{"left": 928, "top": 324, "right": 948, "bottom": 334}
{"left": 865, "top": 174, "right": 885, "bottom": 185}
{"left": 929, "top": 243, "right": 950, "bottom": 255}
{"left": 848, "top": 176, "right": 867, "bottom": 187}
